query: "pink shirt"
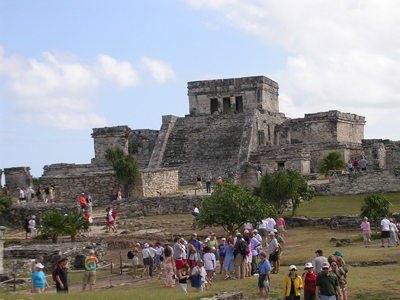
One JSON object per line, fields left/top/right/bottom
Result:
{"left": 361, "top": 221, "right": 371, "bottom": 232}
{"left": 277, "top": 218, "right": 285, "bottom": 226}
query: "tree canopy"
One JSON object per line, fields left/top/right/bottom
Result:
{"left": 194, "top": 180, "right": 277, "bottom": 234}
{"left": 360, "top": 194, "right": 392, "bottom": 232}
{"left": 257, "top": 169, "right": 316, "bottom": 215}
{"left": 105, "top": 147, "right": 140, "bottom": 186}
{"left": 0, "top": 194, "right": 12, "bottom": 215}
{"left": 319, "top": 151, "right": 346, "bottom": 177}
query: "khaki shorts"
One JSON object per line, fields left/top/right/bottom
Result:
{"left": 83, "top": 270, "right": 96, "bottom": 285}
{"left": 33, "top": 287, "right": 45, "bottom": 293}
{"left": 132, "top": 256, "right": 139, "bottom": 266}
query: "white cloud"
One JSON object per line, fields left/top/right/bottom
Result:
{"left": 140, "top": 57, "right": 176, "bottom": 83}
{"left": 96, "top": 54, "right": 141, "bottom": 87}
{"left": 185, "top": 0, "right": 400, "bottom": 139}
{"left": 0, "top": 47, "right": 176, "bottom": 129}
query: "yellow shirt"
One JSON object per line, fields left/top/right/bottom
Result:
{"left": 283, "top": 275, "right": 303, "bottom": 297}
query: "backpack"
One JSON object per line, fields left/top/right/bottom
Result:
{"left": 127, "top": 251, "right": 134, "bottom": 260}
{"left": 239, "top": 241, "right": 249, "bottom": 256}
{"left": 112, "top": 211, "right": 117, "bottom": 219}
{"left": 52, "top": 265, "right": 61, "bottom": 282}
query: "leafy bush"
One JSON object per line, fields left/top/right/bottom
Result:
{"left": 0, "top": 194, "right": 12, "bottom": 215}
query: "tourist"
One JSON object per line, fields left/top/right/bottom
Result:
{"left": 312, "top": 249, "right": 328, "bottom": 274}
{"left": 257, "top": 251, "right": 271, "bottom": 300}
{"left": 148, "top": 243, "right": 157, "bottom": 276}
{"left": 141, "top": 243, "right": 153, "bottom": 279}
{"left": 258, "top": 219, "right": 268, "bottom": 246}
{"left": 55, "top": 258, "right": 69, "bottom": 293}
{"left": 244, "top": 222, "right": 253, "bottom": 232}
{"left": 216, "top": 176, "right": 222, "bottom": 183}
{"left": 86, "top": 192, "right": 93, "bottom": 214}
{"left": 207, "top": 233, "right": 219, "bottom": 263}
{"left": 330, "top": 261, "right": 347, "bottom": 300}
{"left": 196, "top": 174, "right": 203, "bottom": 192}
{"left": 106, "top": 207, "right": 117, "bottom": 233}
{"left": 203, "top": 247, "right": 215, "bottom": 281}
{"left": 265, "top": 217, "right": 276, "bottom": 242}
{"left": 35, "top": 185, "right": 41, "bottom": 200}
{"left": 233, "top": 233, "right": 246, "bottom": 279}
{"left": 19, "top": 187, "right": 25, "bottom": 203}
{"left": 389, "top": 218, "right": 399, "bottom": 247}
{"left": 283, "top": 265, "right": 303, "bottom": 300}
{"left": 163, "top": 245, "right": 175, "bottom": 288}
{"left": 188, "top": 238, "right": 198, "bottom": 273}
{"left": 49, "top": 185, "right": 55, "bottom": 203}
{"left": 268, "top": 232, "right": 279, "bottom": 274}
{"left": 79, "top": 193, "right": 87, "bottom": 210}
{"left": 178, "top": 263, "right": 190, "bottom": 293}
{"left": 277, "top": 216, "right": 286, "bottom": 237}
{"left": 82, "top": 211, "right": 91, "bottom": 237}
{"left": 129, "top": 243, "right": 140, "bottom": 279}
{"left": 244, "top": 236, "right": 252, "bottom": 277}
{"left": 253, "top": 229, "right": 263, "bottom": 249}
{"left": 24, "top": 214, "right": 31, "bottom": 239}
{"left": 361, "top": 217, "right": 371, "bottom": 248}
{"left": 117, "top": 188, "right": 122, "bottom": 200}
{"left": 249, "top": 232, "right": 261, "bottom": 274}
{"left": 28, "top": 215, "right": 36, "bottom": 237}
{"left": 359, "top": 156, "right": 368, "bottom": 171}
{"left": 26, "top": 186, "right": 34, "bottom": 203}
{"left": 315, "top": 261, "right": 342, "bottom": 300}
{"left": 347, "top": 160, "right": 353, "bottom": 174}
{"left": 2, "top": 185, "right": 8, "bottom": 196}
{"left": 192, "top": 233, "right": 202, "bottom": 259}
{"left": 36, "top": 212, "right": 43, "bottom": 235}
{"left": 353, "top": 158, "right": 360, "bottom": 172}
{"left": 380, "top": 215, "right": 391, "bottom": 247}
{"left": 223, "top": 236, "right": 235, "bottom": 280}
{"left": 205, "top": 174, "right": 212, "bottom": 193}
{"left": 155, "top": 241, "right": 164, "bottom": 274}
{"left": 174, "top": 237, "right": 185, "bottom": 277}
{"left": 32, "top": 256, "right": 44, "bottom": 273}
{"left": 31, "top": 263, "right": 50, "bottom": 293}
{"left": 302, "top": 262, "right": 318, "bottom": 300}
{"left": 191, "top": 259, "right": 211, "bottom": 292}
{"left": 82, "top": 250, "right": 97, "bottom": 292}
{"left": 275, "top": 229, "right": 285, "bottom": 274}
{"left": 218, "top": 237, "right": 226, "bottom": 274}
{"left": 192, "top": 204, "right": 199, "bottom": 218}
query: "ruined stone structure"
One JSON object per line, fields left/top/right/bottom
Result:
{"left": 0, "top": 227, "right": 5, "bottom": 273}
{"left": 3, "top": 167, "right": 33, "bottom": 197}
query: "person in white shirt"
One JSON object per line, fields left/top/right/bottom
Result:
{"left": 191, "top": 260, "right": 211, "bottom": 292}
{"left": 203, "top": 247, "right": 215, "bottom": 281}
{"left": 155, "top": 242, "right": 165, "bottom": 274}
{"left": 28, "top": 216, "right": 36, "bottom": 237}
{"left": 19, "top": 188, "right": 25, "bottom": 203}
{"left": 253, "top": 229, "right": 263, "bottom": 249}
{"left": 380, "top": 215, "right": 391, "bottom": 247}
{"left": 258, "top": 220, "right": 268, "bottom": 246}
{"left": 265, "top": 217, "right": 276, "bottom": 242}
{"left": 389, "top": 218, "right": 399, "bottom": 247}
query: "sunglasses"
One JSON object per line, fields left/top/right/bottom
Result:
{"left": 322, "top": 267, "right": 329, "bottom": 270}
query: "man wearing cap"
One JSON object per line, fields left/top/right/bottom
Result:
{"left": 268, "top": 231, "right": 279, "bottom": 274}
{"left": 82, "top": 250, "right": 97, "bottom": 292}
{"left": 265, "top": 217, "right": 276, "bottom": 243}
{"left": 31, "top": 262, "right": 50, "bottom": 293}
{"left": 249, "top": 232, "right": 261, "bottom": 274}
{"left": 315, "top": 261, "right": 342, "bottom": 300}
{"left": 258, "top": 219, "right": 268, "bottom": 246}
{"left": 312, "top": 250, "right": 328, "bottom": 274}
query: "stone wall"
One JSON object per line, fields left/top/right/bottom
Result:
{"left": 312, "top": 169, "right": 400, "bottom": 196}
{"left": 3, "top": 167, "right": 33, "bottom": 197}
{"left": 4, "top": 240, "right": 108, "bottom": 273}
{"left": 128, "top": 129, "right": 159, "bottom": 169}
{"left": 108, "top": 194, "right": 202, "bottom": 218}
{"left": 0, "top": 227, "right": 5, "bottom": 273}
{"left": 0, "top": 203, "right": 78, "bottom": 229}
{"left": 362, "top": 139, "right": 400, "bottom": 170}
{"left": 40, "top": 168, "right": 178, "bottom": 206}
{"left": 91, "top": 126, "right": 130, "bottom": 165}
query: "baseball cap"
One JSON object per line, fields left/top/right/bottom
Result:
{"left": 289, "top": 265, "right": 297, "bottom": 271}
{"left": 144, "top": 243, "right": 149, "bottom": 248}
{"left": 322, "top": 262, "right": 330, "bottom": 269}
{"left": 333, "top": 251, "right": 344, "bottom": 257}
{"left": 304, "top": 262, "right": 313, "bottom": 269}
{"left": 315, "top": 249, "right": 323, "bottom": 255}
{"left": 268, "top": 231, "right": 275, "bottom": 236}
{"left": 244, "top": 230, "right": 249, "bottom": 233}
{"left": 36, "top": 263, "right": 44, "bottom": 269}
{"left": 135, "top": 242, "right": 141, "bottom": 246}
{"left": 222, "top": 237, "right": 226, "bottom": 241}
{"left": 253, "top": 229, "right": 258, "bottom": 232}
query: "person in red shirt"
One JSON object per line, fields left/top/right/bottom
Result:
{"left": 79, "top": 193, "right": 87, "bottom": 210}
{"left": 302, "top": 262, "right": 318, "bottom": 300}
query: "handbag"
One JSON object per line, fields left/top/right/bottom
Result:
{"left": 191, "top": 274, "right": 202, "bottom": 288}
{"left": 160, "top": 256, "right": 164, "bottom": 262}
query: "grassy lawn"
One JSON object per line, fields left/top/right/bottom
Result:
{"left": 291, "top": 192, "right": 400, "bottom": 218}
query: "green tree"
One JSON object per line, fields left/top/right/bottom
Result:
{"left": 319, "top": 151, "right": 346, "bottom": 177}
{"left": 0, "top": 194, "right": 12, "bottom": 215}
{"left": 40, "top": 211, "right": 67, "bottom": 243}
{"left": 195, "top": 180, "right": 277, "bottom": 233}
{"left": 360, "top": 194, "right": 392, "bottom": 233}
{"left": 105, "top": 147, "right": 141, "bottom": 197}
{"left": 64, "top": 211, "right": 90, "bottom": 242}
{"left": 258, "top": 169, "right": 316, "bottom": 215}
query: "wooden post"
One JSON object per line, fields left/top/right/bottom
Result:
{"left": 111, "top": 262, "right": 113, "bottom": 274}
{"left": 13, "top": 274, "right": 16, "bottom": 291}
{"left": 120, "top": 252, "right": 122, "bottom": 275}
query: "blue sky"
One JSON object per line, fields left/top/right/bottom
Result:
{"left": 1, "top": 0, "right": 400, "bottom": 180}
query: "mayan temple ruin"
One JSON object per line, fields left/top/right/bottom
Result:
{"left": 3, "top": 75, "right": 400, "bottom": 202}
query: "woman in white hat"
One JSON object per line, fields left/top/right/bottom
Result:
{"left": 283, "top": 265, "right": 303, "bottom": 300}
{"left": 301, "top": 262, "right": 318, "bottom": 300}
{"left": 31, "top": 263, "right": 50, "bottom": 293}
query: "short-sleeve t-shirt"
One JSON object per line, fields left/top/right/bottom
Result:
{"left": 218, "top": 243, "right": 226, "bottom": 257}
{"left": 203, "top": 253, "right": 215, "bottom": 270}
{"left": 302, "top": 271, "right": 318, "bottom": 292}
{"left": 381, "top": 218, "right": 390, "bottom": 231}
{"left": 84, "top": 256, "right": 98, "bottom": 271}
{"left": 268, "top": 237, "right": 278, "bottom": 254}
{"left": 31, "top": 271, "right": 46, "bottom": 288}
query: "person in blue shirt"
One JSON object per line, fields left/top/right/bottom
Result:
{"left": 258, "top": 251, "right": 271, "bottom": 300}
{"left": 192, "top": 233, "right": 202, "bottom": 259}
{"left": 223, "top": 236, "right": 236, "bottom": 280}
{"left": 31, "top": 263, "right": 50, "bottom": 293}
{"left": 218, "top": 238, "right": 226, "bottom": 274}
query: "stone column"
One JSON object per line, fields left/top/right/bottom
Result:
{"left": 0, "top": 226, "right": 5, "bottom": 273}
{"left": 4, "top": 167, "right": 33, "bottom": 197}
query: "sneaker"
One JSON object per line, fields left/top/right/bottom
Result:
{"left": 224, "top": 275, "right": 230, "bottom": 280}
{"left": 231, "top": 276, "right": 237, "bottom": 280}
{"left": 380, "top": 245, "right": 384, "bottom": 247}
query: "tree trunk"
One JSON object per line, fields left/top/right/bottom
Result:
{"left": 71, "top": 234, "right": 77, "bottom": 243}
{"left": 52, "top": 236, "right": 58, "bottom": 243}
{"left": 292, "top": 199, "right": 296, "bottom": 216}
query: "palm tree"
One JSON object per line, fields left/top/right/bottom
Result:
{"left": 319, "top": 151, "right": 346, "bottom": 177}
{"left": 41, "top": 211, "right": 67, "bottom": 243}
{"left": 64, "top": 211, "right": 89, "bottom": 242}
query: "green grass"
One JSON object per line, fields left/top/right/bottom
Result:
{"left": 291, "top": 192, "right": 400, "bottom": 218}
